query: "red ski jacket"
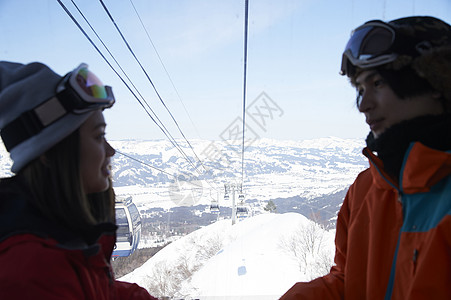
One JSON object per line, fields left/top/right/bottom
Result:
{"left": 0, "top": 176, "right": 157, "bottom": 300}
{"left": 281, "top": 142, "right": 451, "bottom": 300}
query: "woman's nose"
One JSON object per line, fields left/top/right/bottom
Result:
{"left": 105, "top": 140, "right": 115, "bottom": 157}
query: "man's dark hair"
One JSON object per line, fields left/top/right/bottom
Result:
{"left": 377, "top": 67, "right": 435, "bottom": 100}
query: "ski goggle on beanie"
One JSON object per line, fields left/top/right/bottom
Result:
{"left": 340, "top": 16, "right": 451, "bottom": 77}
{"left": 0, "top": 62, "right": 115, "bottom": 173}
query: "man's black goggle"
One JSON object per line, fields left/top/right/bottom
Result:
{"left": 340, "top": 20, "right": 422, "bottom": 77}
{"left": 1, "top": 63, "right": 115, "bottom": 151}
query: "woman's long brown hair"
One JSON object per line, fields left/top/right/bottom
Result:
{"left": 20, "top": 128, "right": 115, "bottom": 234}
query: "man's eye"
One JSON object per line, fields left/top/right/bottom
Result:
{"left": 356, "top": 89, "right": 363, "bottom": 107}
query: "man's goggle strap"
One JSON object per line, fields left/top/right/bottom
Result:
{"left": 340, "top": 20, "right": 424, "bottom": 76}
{"left": 0, "top": 63, "right": 115, "bottom": 151}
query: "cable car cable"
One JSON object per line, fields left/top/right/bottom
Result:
{"left": 61, "top": 0, "right": 177, "bottom": 146}
{"left": 65, "top": 0, "right": 179, "bottom": 145}
{"left": 99, "top": 0, "right": 221, "bottom": 191}
{"left": 116, "top": 150, "right": 174, "bottom": 178}
{"left": 240, "top": 0, "right": 249, "bottom": 187}
{"left": 116, "top": 150, "right": 205, "bottom": 190}
{"left": 59, "top": 0, "right": 213, "bottom": 185}
{"left": 60, "top": 0, "right": 221, "bottom": 193}
{"left": 98, "top": 0, "right": 212, "bottom": 179}
{"left": 128, "top": 0, "right": 203, "bottom": 140}
{"left": 93, "top": 0, "right": 200, "bottom": 175}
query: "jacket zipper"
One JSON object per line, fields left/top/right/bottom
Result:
{"left": 384, "top": 191, "right": 404, "bottom": 300}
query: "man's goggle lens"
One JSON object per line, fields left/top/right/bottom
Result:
{"left": 341, "top": 21, "right": 397, "bottom": 76}
{"left": 347, "top": 26, "right": 394, "bottom": 59}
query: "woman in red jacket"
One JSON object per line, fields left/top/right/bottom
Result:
{"left": 0, "top": 61, "right": 157, "bottom": 299}
{"left": 281, "top": 16, "right": 451, "bottom": 299}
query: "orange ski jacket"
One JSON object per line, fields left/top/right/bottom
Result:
{"left": 280, "top": 142, "right": 451, "bottom": 300}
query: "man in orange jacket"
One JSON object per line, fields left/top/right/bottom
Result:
{"left": 281, "top": 16, "right": 451, "bottom": 299}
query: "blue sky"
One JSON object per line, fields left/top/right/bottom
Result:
{"left": 1, "top": 0, "right": 450, "bottom": 141}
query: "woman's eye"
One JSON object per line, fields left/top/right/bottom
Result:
{"left": 374, "top": 79, "right": 385, "bottom": 88}
{"left": 96, "top": 133, "right": 106, "bottom": 141}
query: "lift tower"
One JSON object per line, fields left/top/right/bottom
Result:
{"left": 224, "top": 182, "right": 243, "bottom": 225}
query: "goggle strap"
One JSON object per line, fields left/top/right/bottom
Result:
{"left": 56, "top": 88, "right": 83, "bottom": 111}
{"left": 1, "top": 108, "right": 45, "bottom": 152}
{"left": 104, "top": 86, "right": 114, "bottom": 106}
{"left": 391, "top": 34, "right": 423, "bottom": 57}
{"left": 0, "top": 95, "right": 69, "bottom": 151}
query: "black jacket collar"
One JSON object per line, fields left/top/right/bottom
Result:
{"left": 366, "top": 114, "right": 451, "bottom": 181}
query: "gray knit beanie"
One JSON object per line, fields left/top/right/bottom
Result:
{"left": 0, "top": 61, "right": 94, "bottom": 173}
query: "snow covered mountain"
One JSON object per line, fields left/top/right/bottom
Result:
{"left": 110, "top": 137, "right": 367, "bottom": 205}
{"left": 1, "top": 137, "right": 368, "bottom": 225}
{"left": 108, "top": 137, "right": 368, "bottom": 226}
{"left": 120, "top": 212, "right": 336, "bottom": 299}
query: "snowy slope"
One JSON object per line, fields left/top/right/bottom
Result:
{"left": 120, "top": 212, "right": 335, "bottom": 299}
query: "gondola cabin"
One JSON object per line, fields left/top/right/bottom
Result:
{"left": 210, "top": 203, "right": 220, "bottom": 214}
{"left": 238, "top": 193, "right": 245, "bottom": 202}
{"left": 236, "top": 205, "right": 249, "bottom": 219}
{"left": 113, "top": 196, "right": 142, "bottom": 257}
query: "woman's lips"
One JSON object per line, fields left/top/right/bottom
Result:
{"left": 102, "top": 164, "right": 111, "bottom": 177}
